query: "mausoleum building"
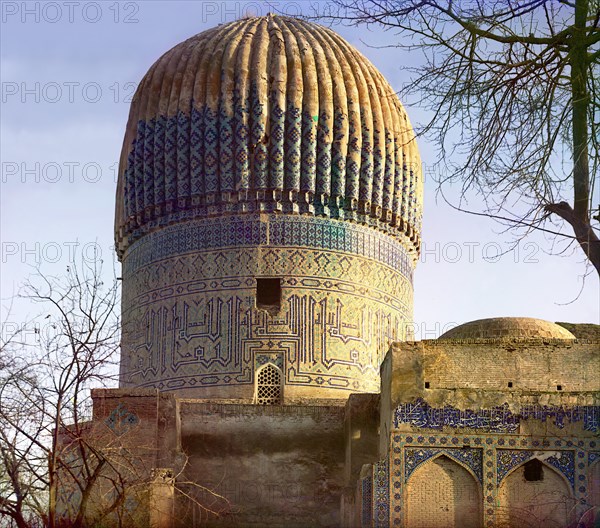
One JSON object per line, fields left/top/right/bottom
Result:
{"left": 58, "top": 15, "right": 600, "bottom": 528}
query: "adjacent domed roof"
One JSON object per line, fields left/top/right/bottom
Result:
{"left": 439, "top": 317, "right": 576, "bottom": 340}
{"left": 115, "top": 15, "right": 422, "bottom": 255}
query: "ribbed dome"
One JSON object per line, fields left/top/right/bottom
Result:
{"left": 438, "top": 317, "right": 577, "bottom": 340}
{"left": 115, "top": 15, "right": 422, "bottom": 255}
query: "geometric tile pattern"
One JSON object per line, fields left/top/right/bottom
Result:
{"left": 255, "top": 352, "right": 283, "bottom": 369}
{"left": 390, "top": 433, "right": 597, "bottom": 528}
{"left": 405, "top": 446, "right": 483, "bottom": 483}
{"left": 495, "top": 449, "right": 533, "bottom": 483}
{"left": 115, "top": 16, "right": 422, "bottom": 257}
{"left": 104, "top": 403, "right": 140, "bottom": 437}
{"left": 120, "top": 215, "right": 414, "bottom": 396}
{"left": 362, "top": 475, "right": 373, "bottom": 528}
{"left": 373, "top": 459, "right": 390, "bottom": 528}
{"left": 545, "top": 451, "right": 576, "bottom": 488}
{"left": 394, "top": 398, "right": 600, "bottom": 433}
{"left": 123, "top": 215, "right": 414, "bottom": 280}
{"left": 496, "top": 449, "right": 575, "bottom": 488}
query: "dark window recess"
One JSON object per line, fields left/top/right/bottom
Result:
{"left": 424, "top": 381, "right": 430, "bottom": 389}
{"left": 523, "top": 459, "right": 543, "bottom": 482}
{"left": 256, "top": 278, "right": 281, "bottom": 308}
{"left": 507, "top": 382, "right": 513, "bottom": 388}
{"left": 557, "top": 385, "right": 562, "bottom": 391}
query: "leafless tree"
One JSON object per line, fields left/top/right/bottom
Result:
{"left": 0, "top": 262, "right": 230, "bottom": 528}
{"left": 320, "top": 0, "right": 600, "bottom": 275}
{"left": 0, "top": 261, "right": 121, "bottom": 527}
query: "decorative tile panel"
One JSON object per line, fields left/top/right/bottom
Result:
{"left": 104, "top": 404, "right": 139, "bottom": 436}
{"left": 373, "top": 459, "right": 390, "bottom": 528}
{"left": 120, "top": 215, "right": 414, "bottom": 396}
{"left": 392, "top": 433, "right": 596, "bottom": 528}
{"left": 361, "top": 476, "right": 373, "bottom": 528}
{"left": 394, "top": 398, "right": 600, "bottom": 433}
{"left": 496, "top": 449, "right": 575, "bottom": 488}
{"left": 404, "top": 446, "right": 483, "bottom": 483}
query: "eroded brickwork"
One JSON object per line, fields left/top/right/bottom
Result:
{"left": 497, "top": 462, "right": 571, "bottom": 528}
{"left": 405, "top": 456, "right": 481, "bottom": 528}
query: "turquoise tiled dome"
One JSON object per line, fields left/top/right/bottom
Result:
{"left": 115, "top": 15, "right": 422, "bottom": 256}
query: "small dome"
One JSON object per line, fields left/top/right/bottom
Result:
{"left": 439, "top": 317, "right": 576, "bottom": 340}
{"left": 115, "top": 15, "right": 422, "bottom": 255}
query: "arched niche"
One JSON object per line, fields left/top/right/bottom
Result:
{"left": 405, "top": 454, "right": 482, "bottom": 528}
{"left": 497, "top": 458, "right": 574, "bottom": 528}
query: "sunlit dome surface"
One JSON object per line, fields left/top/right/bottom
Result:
{"left": 439, "top": 317, "right": 577, "bottom": 340}
{"left": 115, "top": 15, "right": 422, "bottom": 256}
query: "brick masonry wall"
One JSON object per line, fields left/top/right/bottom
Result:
{"left": 382, "top": 340, "right": 599, "bottom": 417}
{"left": 496, "top": 462, "right": 572, "bottom": 527}
{"left": 404, "top": 455, "right": 481, "bottom": 528}
{"left": 395, "top": 339, "right": 598, "bottom": 393}
{"left": 91, "top": 388, "right": 178, "bottom": 467}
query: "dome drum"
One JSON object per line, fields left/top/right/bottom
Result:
{"left": 119, "top": 214, "right": 415, "bottom": 399}
{"left": 115, "top": 15, "right": 423, "bottom": 400}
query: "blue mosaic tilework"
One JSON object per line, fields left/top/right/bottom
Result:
{"left": 405, "top": 447, "right": 483, "bottom": 483}
{"left": 124, "top": 215, "right": 414, "bottom": 281}
{"left": 362, "top": 476, "right": 373, "bottom": 528}
{"left": 373, "top": 459, "right": 390, "bottom": 528}
{"left": 255, "top": 353, "right": 283, "bottom": 369}
{"left": 393, "top": 433, "right": 596, "bottom": 528}
{"left": 394, "top": 398, "right": 600, "bottom": 433}
{"left": 546, "top": 451, "right": 575, "bottom": 487}
{"left": 496, "top": 449, "right": 575, "bottom": 488}
{"left": 104, "top": 403, "right": 139, "bottom": 437}
{"left": 115, "top": 16, "right": 425, "bottom": 257}
{"left": 496, "top": 449, "right": 533, "bottom": 483}
{"left": 119, "top": 104, "right": 421, "bottom": 252}
{"left": 119, "top": 214, "right": 414, "bottom": 395}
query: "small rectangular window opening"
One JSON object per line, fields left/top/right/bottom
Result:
{"left": 556, "top": 384, "right": 562, "bottom": 391}
{"left": 507, "top": 382, "right": 513, "bottom": 388}
{"left": 424, "top": 381, "right": 430, "bottom": 389}
{"left": 256, "top": 278, "right": 282, "bottom": 309}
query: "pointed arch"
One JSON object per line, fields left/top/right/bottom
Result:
{"left": 406, "top": 450, "right": 482, "bottom": 486}
{"left": 255, "top": 362, "right": 283, "bottom": 405}
{"left": 497, "top": 458, "right": 575, "bottom": 528}
{"left": 405, "top": 454, "right": 482, "bottom": 528}
{"left": 501, "top": 457, "right": 574, "bottom": 494}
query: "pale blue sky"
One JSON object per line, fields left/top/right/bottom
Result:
{"left": 1, "top": 0, "right": 598, "bottom": 337}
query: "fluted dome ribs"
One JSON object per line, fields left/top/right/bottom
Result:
{"left": 115, "top": 16, "right": 423, "bottom": 256}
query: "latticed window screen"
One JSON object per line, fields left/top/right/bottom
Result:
{"left": 256, "top": 364, "right": 282, "bottom": 405}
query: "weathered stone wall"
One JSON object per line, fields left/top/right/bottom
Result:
{"left": 386, "top": 338, "right": 598, "bottom": 398}
{"left": 344, "top": 394, "right": 380, "bottom": 486}
{"left": 369, "top": 338, "right": 600, "bottom": 528}
{"left": 556, "top": 322, "right": 600, "bottom": 340}
{"left": 178, "top": 400, "right": 346, "bottom": 527}
{"left": 379, "top": 339, "right": 600, "bottom": 453}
